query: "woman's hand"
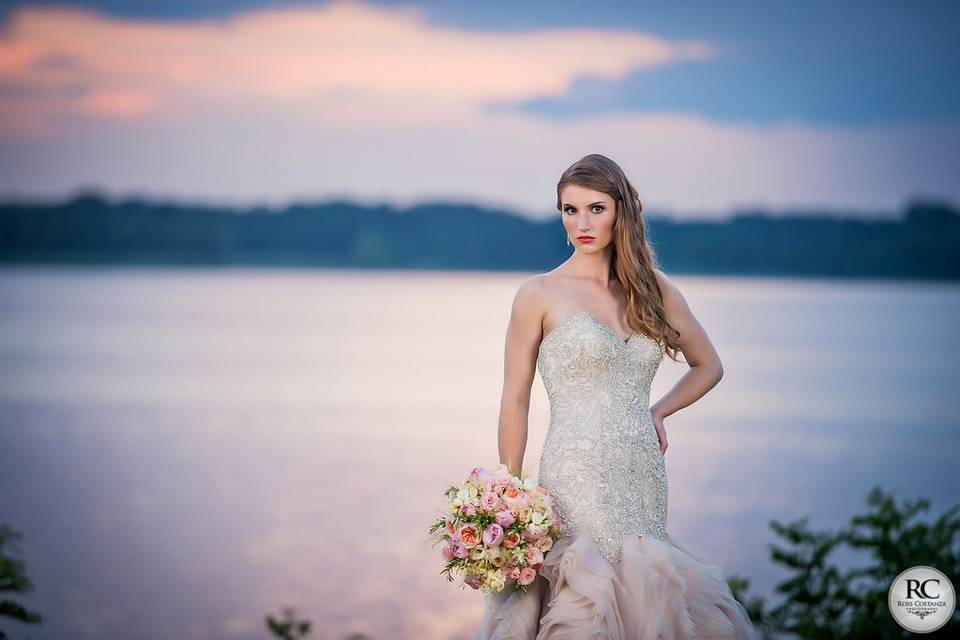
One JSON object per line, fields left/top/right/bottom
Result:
{"left": 651, "top": 408, "right": 668, "bottom": 455}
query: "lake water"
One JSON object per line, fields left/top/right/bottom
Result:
{"left": 1, "top": 266, "right": 958, "bottom": 639}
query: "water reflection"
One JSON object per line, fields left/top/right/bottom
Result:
{"left": 0, "top": 267, "right": 957, "bottom": 638}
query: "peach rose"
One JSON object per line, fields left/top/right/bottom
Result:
{"left": 535, "top": 535, "right": 554, "bottom": 553}
{"left": 502, "top": 532, "right": 521, "bottom": 549}
{"left": 458, "top": 524, "right": 481, "bottom": 548}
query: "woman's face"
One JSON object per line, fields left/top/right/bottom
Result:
{"left": 559, "top": 183, "right": 618, "bottom": 251}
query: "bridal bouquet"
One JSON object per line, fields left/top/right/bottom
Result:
{"left": 427, "top": 463, "right": 566, "bottom": 594}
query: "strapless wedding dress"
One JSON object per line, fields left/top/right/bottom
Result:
{"left": 476, "top": 311, "right": 756, "bottom": 639}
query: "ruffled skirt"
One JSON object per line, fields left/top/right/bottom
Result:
{"left": 475, "top": 531, "right": 756, "bottom": 639}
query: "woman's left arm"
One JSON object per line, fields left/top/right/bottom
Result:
{"left": 648, "top": 269, "right": 724, "bottom": 454}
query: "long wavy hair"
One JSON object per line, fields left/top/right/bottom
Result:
{"left": 556, "top": 153, "right": 683, "bottom": 362}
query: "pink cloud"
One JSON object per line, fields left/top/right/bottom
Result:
{"left": 0, "top": 0, "right": 713, "bottom": 136}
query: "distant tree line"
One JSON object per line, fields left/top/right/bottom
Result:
{"left": 0, "top": 191, "right": 957, "bottom": 279}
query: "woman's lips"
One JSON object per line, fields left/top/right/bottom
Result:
{"left": 577, "top": 236, "right": 595, "bottom": 243}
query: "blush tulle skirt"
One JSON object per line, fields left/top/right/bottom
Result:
{"left": 475, "top": 531, "right": 756, "bottom": 640}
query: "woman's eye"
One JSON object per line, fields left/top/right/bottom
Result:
{"left": 564, "top": 207, "right": 604, "bottom": 214}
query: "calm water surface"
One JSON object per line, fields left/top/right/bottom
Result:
{"left": 1, "top": 266, "right": 958, "bottom": 639}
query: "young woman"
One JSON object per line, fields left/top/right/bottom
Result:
{"left": 476, "top": 154, "right": 756, "bottom": 639}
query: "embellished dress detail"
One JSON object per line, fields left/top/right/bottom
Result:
{"left": 476, "top": 311, "right": 756, "bottom": 639}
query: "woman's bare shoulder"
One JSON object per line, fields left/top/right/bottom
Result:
{"left": 653, "top": 268, "right": 680, "bottom": 301}
{"left": 653, "top": 268, "right": 693, "bottom": 319}
{"left": 512, "top": 274, "right": 549, "bottom": 311}
{"left": 512, "top": 271, "right": 571, "bottom": 329}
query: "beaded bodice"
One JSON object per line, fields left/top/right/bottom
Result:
{"left": 535, "top": 310, "right": 668, "bottom": 564}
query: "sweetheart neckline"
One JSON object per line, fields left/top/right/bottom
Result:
{"left": 540, "top": 310, "right": 641, "bottom": 349}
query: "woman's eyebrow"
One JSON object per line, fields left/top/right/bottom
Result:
{"left": 563, "top": 201, "right": 607, "bottom": 208}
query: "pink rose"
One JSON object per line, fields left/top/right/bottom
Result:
{"left": 480, "top": 492, "right": 501, "bottom": 512}
{"left": 441, "top": 542, "right": 454, "bottom": 561}
{"left": 506, "top": 566, "right": 521, "bottom": 582}
{"left": 460, "top": 503, "right": 477, "bottom": 517}
{"left": 518, "top": 567, "right": 537, "bottom": 585}
{"left": 452, "top": 541, "right": 469, "bottom": 559}
{"left": 495, "top": 510, "right": 516, "bottom": 528}
{"left": 482, "top": 523, "right": 504, "bottom": 547}
{"left": 525, "top": 546, "right": 544, "bottom": 566}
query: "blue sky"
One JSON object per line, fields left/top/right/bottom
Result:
{"left": 0, "top": 0, "right": 957, "bottom": 218}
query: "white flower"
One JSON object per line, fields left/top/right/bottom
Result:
{"left": 452, "top": 487, "right": 471, "bottom": 507}
{"left": 486, "top": 568, "right": 506, "bottom": 592}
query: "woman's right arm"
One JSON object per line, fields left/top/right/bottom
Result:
{"left": 497, "top": 276, "right": 545, "bottom": 478}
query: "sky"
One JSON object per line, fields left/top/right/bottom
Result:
{"left": 0, "top": 0, "right": 957, "bottom": 220}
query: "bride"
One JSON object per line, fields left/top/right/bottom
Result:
{"left": 476, "top": 154, "right": 756, "bottom": 639}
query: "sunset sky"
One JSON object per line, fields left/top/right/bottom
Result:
{"left": 0, "top": 0, "right": 957, "bottom": 219}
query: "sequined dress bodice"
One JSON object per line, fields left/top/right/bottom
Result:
{"left": 536, "top": 310, "right": 668, "bottom": 564}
